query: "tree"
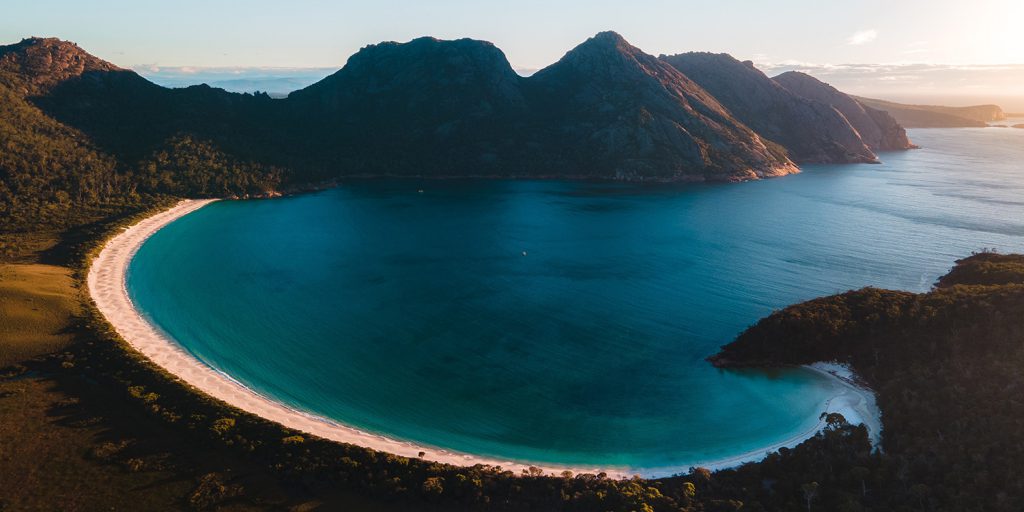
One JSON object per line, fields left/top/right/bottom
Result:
{"left": 910, "top": 483, "right": 930, "bottom": 510}
{"left": 849, "top": 466, "right": 870, "bottom": 498}
{"left": 422, "top": 476, "right": 445, "bottom": 497}
{"left": 821, "top": 412, "right": 849, "bottom": 430}
{"left": 802, "top": 481, "right": 819, "bottom": 512}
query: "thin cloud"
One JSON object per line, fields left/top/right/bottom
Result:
{"left": 901, "top": 40, "right": 930, "bottom": 56}
{"left": 753, "top": 60, "right": 1024, "bottom": 109}
{"left": 846, "top": 29, "right": 878, "bottom": 46}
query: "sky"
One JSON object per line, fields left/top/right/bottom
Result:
{"left": 3, "top": 0, "right": 1023, "bottom": 108}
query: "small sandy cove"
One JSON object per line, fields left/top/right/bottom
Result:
{"left": 87, "top": 199, "right": 882, "bottom": 479}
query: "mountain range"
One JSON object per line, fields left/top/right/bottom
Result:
{"left": 1, "top": 32, "right": 916, "bottom": 228}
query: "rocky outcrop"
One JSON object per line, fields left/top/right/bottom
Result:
{"left": 0, "top": 37, "right": 121, "bottom": 95}
{"left": 773, "top": 71, "right": 915, "bottom": 151}
{"left": 661, "top": 53, "right": 878, "bottom": 163}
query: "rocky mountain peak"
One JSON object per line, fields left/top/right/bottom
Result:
{"left": 546, "top": 31, "right": 655, "bottom": 76}
{"left": 0, "top": 37, "right": 120, "bottom": 94}
{"left": 289, "top": 35, "right": 525, "bottom": 110}
{"left": 345, "top": 36, "right": 516, "bottom": 74}
{"left": 584, "top": 31, "right": 631, "bottom": 49}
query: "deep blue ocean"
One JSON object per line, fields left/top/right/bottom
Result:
{"left": 127, "top": 126, "right": 1024, "bottom": 472}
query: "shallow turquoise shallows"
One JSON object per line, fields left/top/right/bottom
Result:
{"left": 128, "top": 126, "right": 1024, "bottom": 473}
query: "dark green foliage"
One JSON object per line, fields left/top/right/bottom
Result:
{"left": 0, "top": 82, "right": 125, "bottom": 231}
{"left": 0, "top": 37, "right": 291, "bottom": 244}
{"left": 935, "top": 250, "right": 1024, "bottom": 288}
{"left": 714, "top": 254, "right": 1024, "bottom": 511}
{"left": 136, "top": 135, "right": 283, "bottom": 197}
{"left": 0, "top": 74, "right": 282, "bottom": 248}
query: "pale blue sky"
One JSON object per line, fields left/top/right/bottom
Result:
{"left": 3, "top": 0, "right": 1021, "bottom": 69}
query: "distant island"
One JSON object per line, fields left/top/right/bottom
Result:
{"left": 855, "top": 96, "right": 1007, "bottom": 128}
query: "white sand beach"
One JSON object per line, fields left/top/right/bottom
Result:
{"left": 87, "top": 199, "right": 883, "bottom": 479}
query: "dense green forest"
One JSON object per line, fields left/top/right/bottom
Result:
{"left": 0, "top": 81, "right": 124, "bottom": 232}
{"left": 0, "top": 38, "right": 289, "bottom": 247}
{"left": 712, "top": 251, "right": 1024, "bottom": 511}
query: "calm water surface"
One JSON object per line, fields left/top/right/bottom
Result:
{"left": 128, "top": 127, "right": 1024, "bottom": 472}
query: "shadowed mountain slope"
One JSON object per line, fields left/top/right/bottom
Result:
{"left": 661, "top": 52, "right": 878, "bottom": 163}
{"left": 519, "top": 32, "right": 796, "bottom": 180}
{"left": 773, "top": 71, "right": 915, "bottom": 150}
{"left": 287, "top": 32, "right": 796, "bottom": 180}
{"left": 286, "top": 36, "right": 530, "bottom": 176}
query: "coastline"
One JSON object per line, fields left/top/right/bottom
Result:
{"left": 804, "top": 362, "right": 883, "bottom": 447}
{"left": 87, "top": 198, "right": 882, "bottom": 479}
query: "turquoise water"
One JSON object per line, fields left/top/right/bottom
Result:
{"left": 127, "top": 126, "right": 1024, "bottom": 472}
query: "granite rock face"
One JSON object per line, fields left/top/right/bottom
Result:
{"left": 773, "top": 71, "right": 915, "bottom": 151}
{"left": 0, "top": 37, "right": 122, "bottom": 95}
{"left": 521, "top": 32, "right": 796, "bottom": 180}
{"left": 661, "top": 53, "right": 878, "bottom": 163}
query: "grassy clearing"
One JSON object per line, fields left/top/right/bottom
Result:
{"left": 0, "top": 374, "right": 193, "bottom": 511}
{"left": 0, "top": 370, "right": 407, "bottom": 511}
{"left": 0, "top": 263, "right": 80, "bottom": 367}
{"left": 0, "top": 218, "right": 408, "bottom": 510}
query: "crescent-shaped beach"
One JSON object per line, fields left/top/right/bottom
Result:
{"left": 86, "top": 199, "right": 882, "bottom": 479}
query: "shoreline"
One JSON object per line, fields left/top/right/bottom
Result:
{"left": 87, "top": 198, "right": 882, "bottom": 479}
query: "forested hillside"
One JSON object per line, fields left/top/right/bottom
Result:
{"left": 0, "top": 81, "right": 122, "bottom": 232}
{"left": 0, "top": 37, "right": 286, "bottom": 251}
{"left": 712, "top": 252, "right": 1024, "bottom": 511}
